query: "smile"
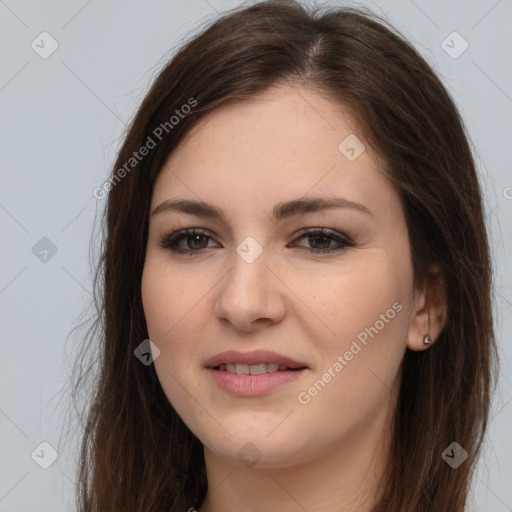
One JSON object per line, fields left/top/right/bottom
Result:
{"left": 214, "top": 363, "right": 305, "bottom": 375}
{"left": 205, "top": 349, "right": 309, "bottom": 396}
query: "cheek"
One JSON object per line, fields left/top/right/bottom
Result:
{"left": 141, "top": 255, "right": 221, "bottom": 401}
{"left": 300, "top": 253, "right": 410, "bottom": 397}
{"left": 141, "top": 266, "right": 172, "bottom": 344}
{"left": 141, "top": 259, "right": 207, "bottom": 410}
{"left": 141, "top": 254, "right": 207, "bottom": 344}
{"left": 309, "top": 254, "right": 408, "bottom": 339}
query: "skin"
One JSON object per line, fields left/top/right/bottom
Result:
{"left": 141, "top": 83, "right": 446, "bottom": 512}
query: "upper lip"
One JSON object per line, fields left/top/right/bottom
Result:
{"left": 205, "top": 350, "right": 307, "bottom": 369}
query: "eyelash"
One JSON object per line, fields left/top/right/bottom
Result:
{"left": 158, "top": 227, "right": 355, "bottom": 256}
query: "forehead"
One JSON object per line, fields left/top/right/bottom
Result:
{"left": 165, "top": 84, "right": 363, "bottom": 172}
{"left": 151, "top": 84, "right": 400, "bottom": 226}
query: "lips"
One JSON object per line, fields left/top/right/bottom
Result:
{"left": 204, "top": 349, "right": 308, "bottom": 370}
{"left": 205, "top": 350, "right": 309, "bottom": 396}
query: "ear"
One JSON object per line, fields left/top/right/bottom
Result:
{"left": 407, "top": 263, "right": 448, "bottom": 351}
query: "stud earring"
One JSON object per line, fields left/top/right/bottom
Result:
{"left": 424, "top": 306, "right": 433, "bottom": 345}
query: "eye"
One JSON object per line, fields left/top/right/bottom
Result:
{"left": 158, "top": 227, "right": 355, "bottom": 256}
{"left": 158, "top": 228, "right": 216, "bottom": 255}
{"left": 291, "top": 227, "right": 354, "bottom": 254}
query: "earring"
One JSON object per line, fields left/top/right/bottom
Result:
{"left": 424, "top": 306, "right": 432, "bottom": 345}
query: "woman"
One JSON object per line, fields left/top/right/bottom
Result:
{"left": 70, "top": 1, "right": 498, "bottom": 510}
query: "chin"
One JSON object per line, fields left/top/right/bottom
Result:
{"left": 191, "top": 415, "right": 318, "bottom": 470}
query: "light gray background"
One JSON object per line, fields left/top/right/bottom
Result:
{"left": 0, "top": 0, "right": 511, "bottom": 510}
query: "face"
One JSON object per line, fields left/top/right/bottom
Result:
{"left": 141, "top": 83, "right": 419, "bottom": 470}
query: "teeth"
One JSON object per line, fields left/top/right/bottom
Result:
{"left": 218, "top": 363, "right": 290, "bottom": 374}
{"left": 249, "top": 363, "right": 267, "bottom": 375}
{"left": 235, "top": 363, "right": 250, "bottom": 375}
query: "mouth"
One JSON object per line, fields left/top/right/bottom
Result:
{"left": 205, "top": 349, "right": 308, "bottom": 372}
{"left": 205, "top": 350, "right": 309, "bottom": 396}
{"left": 212, "top": 363, "right": 307, "bottom": 375}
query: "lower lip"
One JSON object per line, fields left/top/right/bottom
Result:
{"left": 206, "top": 368, "right": 307, "bottom": 396}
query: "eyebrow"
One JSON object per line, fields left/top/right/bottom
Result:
{"left": 151, "top": 196, "right": 374, "bottom": 221}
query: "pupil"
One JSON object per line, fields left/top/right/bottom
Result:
{"left": 310, "top": 234, "right": 330, "bottom": 249}
{"left": 188, "top": 234, "right": 207, "bottom": 249}
{"left": 185, "top": 233, "right": 332, "bottom": 251}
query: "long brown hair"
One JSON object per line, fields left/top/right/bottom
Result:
{"left": 68, "top": 1, "right": 499, "bottom": 510}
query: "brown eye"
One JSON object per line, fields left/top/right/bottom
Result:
{"left": 292, "top": 228, "right": 354, "bottom": 254}
{"left": 159, "top": 227, "right": 354, "bottom": 256}
{"left": 159, "top": 229, "right": 216, "bottom": 255}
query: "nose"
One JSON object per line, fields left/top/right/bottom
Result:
{"left": 214, "top": 245, "right": 286, "bottom": 333}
